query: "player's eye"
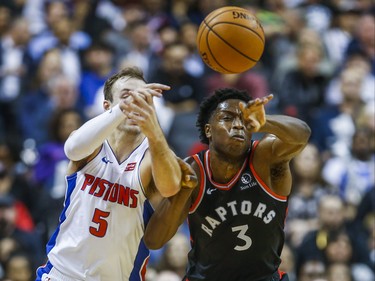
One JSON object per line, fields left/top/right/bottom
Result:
{"left": 120, "top": 89, "right": 131, "bottom": 98}
{"left": 222, "top": 115, "right": 232, "bottom": 121}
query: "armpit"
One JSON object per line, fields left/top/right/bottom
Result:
{"left": 270, "top": 162, "right": 288, "bottom": 181}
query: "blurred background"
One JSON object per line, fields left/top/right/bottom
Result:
{"left": 0, "top": 0, "right": 374, "bottom": 280}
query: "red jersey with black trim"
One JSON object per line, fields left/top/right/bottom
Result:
{"left": 185, "top": 141, "right": 288, "bottom": 281}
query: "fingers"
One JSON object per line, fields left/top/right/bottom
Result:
{"left": 177, "top": 158, "right": 198, "bottom": 189}
{"left": 145, "top": 83, "right": 171, "bottom": 95}
{"left": 177, "top": 157, "right": 191, "bottom": 173}
{"left": 244, "top": 94, "right": 274, "bottom": 108}
{"left": 139, "top": 88, "right": 162, "bottom": 99}
{"left": 182, "top": 174, "right": 198, "bottom": 189}
{"left": 130, "top": 89, "right": 154, "bottom": 106}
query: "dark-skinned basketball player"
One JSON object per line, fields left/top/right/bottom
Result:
{"left": 144, "top": 88, "right": 311, "bottom": 281}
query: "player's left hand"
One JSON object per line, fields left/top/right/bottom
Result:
{"left": 239, "top": 94, "right": 273, "bottom": 132}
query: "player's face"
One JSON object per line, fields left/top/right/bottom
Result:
{"left": 111, "top": 76, "right": 147, "bottom": 132}
{"left": 207, "top": 99, "right": 252, "bottom": 157}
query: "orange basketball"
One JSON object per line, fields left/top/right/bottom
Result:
{"left": 196, "top": 6, "right": 265, "bottom": 74}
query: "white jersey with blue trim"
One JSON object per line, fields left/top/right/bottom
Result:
{"left": 46, "top": 138, "right": 152, "bottom": 281}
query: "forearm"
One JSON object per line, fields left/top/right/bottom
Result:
{"left": 260, "top": 115, "right": 311, "bottom": 144}
{"left": 144, "top": 189, "right": 192, "bottom": 249}
{"left": 148, "top": 131, "right": 182, "bottom": 197}
{"left": 64, "top": 105, "right": 125, "bottom": 161}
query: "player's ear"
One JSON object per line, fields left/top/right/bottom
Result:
{"left": 103, "top": 100, "right": 111, "bottom": 111}
{"left": 205, "top": 124, "right": 211, "bottom": 139}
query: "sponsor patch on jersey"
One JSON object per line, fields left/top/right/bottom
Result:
{"left": 241, "top": 173, "right": 252, "bottom": 184}
{"left": 125, "top": 162, "right": 137, "bottom": 171}
{"left": 240, "top": 173, "right": 256, "bottom": 190}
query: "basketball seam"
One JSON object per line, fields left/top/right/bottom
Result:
{"left": 210, "top": 22, "right": 265, "bottom": 45}
{"left": 205, "top": 28, "right": 232, "bottom": 73}
{"left": 204, "top": 21, "right": 260, "bottom": 63}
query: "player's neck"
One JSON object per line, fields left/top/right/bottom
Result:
{"left": 208, "top": 151, "right": 246, "bottom": 183}
{"left": 107, "top": 131, "right": 145, "bottom": 162}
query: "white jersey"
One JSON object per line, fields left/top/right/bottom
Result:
{"left": 46, "top": 139, "right": 152, "bottom": 281}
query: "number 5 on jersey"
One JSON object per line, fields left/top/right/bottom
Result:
{"left": 90, "top": 208, "right": 110, "bottom": 237}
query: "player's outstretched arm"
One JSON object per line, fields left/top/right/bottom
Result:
{"left": 144, "top": 158, "right": 197, "bottom": 250}
{"left": 122, "top": 84, "right": 182, "bottom": 197}
{"left": 239, "top": 94, "right": 311, "bottom": 160}
{"left": 64, "top": 104, "right": 126, "bottom": 161}
{"left": 259, "top": 115, "right": 311, "bottom": 161}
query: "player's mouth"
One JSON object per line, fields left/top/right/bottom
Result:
{"left": 231, "top": 134, "right": 245, "bottom": 141}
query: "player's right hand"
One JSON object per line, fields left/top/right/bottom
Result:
{"left": 177, "top": 158, "right": 198, "bottom": 190}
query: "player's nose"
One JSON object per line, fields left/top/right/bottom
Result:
{"left": 232, "top": 116, "right": 244, "bottom": 128}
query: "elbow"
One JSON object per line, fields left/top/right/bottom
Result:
{"left": 159, "top": 177, "right": 182, "bottom": 198}
{"left": 143, "top": 234, "right": 165, "bottom": 250}
{"left": 64, "top": 139, "right": 83, "bottom": 161}
{"left": 159, "top": 188, "right": 179, "bottom": 198}
{"left": 301, "top": 121, "right": 312, "bottom": 143}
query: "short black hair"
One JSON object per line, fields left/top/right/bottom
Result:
{"left": 196, "top": 88, "right": 252, "bottom": 144}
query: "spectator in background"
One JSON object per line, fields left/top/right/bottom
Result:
{"left": 179, "top": 20, "right": 205, "bottom": 78}
{"left": 295, "top": 195, "right": 369, "bottom": 276}
{"left": 298, "top": 0, "right": 332, "bottom": 34}
{"left": 286, "top": 143, "right": 336, "bottom": 248}
{"left": 184, "top": 0, "right": 229, "bottom": 28}
{"left": 0, "top": 195, "right": 44, "bottom": 274}
{"left": 102, "top": 3, "right": 146, "bottom": 60}
{"left": 327, "top": 263, "right": 352, "bottom": 281}
{"left": 33, "top": 109, "right": 82, "bottom": 242}
{"left": 255, "top": 0, "right": 306, "bottom": 80}
{"left": 149, "top": 42, "right": 203, "bottom": 157}
{"left": 0, "top": 162, "right": 35, "bottom": 233}
{"left": 204, "top": 71, "right": 270, "bottom": 102}
{"left": 322, "top": 7, "right": 359, "bottom": 70}
{"left": 323, "top": 230, "right": 374, "bottom": 281}
{"left": 154, "top": 232, "right": 190, "bottom": 279}
{"left": 0, "top": 3, "right": 12, "bottom": 38}
{"left": 345, "top": 12, "right": 375, "bottom": 75}
{"left": 310, "top": 67, "right": 366, "bottom": 159}
{"left": 356, "top": 101, "right": 375, "bottom": 154}
{"left": 275, "top": 42, "right": 331, "bottom": 126}
{"left": 298, "top": 259, "right": 327, "bottom": 281}
{"left": 0, "top": 139, "right": 40, "bottom": 230}
{"left": 0, "top": 16, "right": 32, "bottom": 140}
{"left": 322, "top": 128, "right": 375, "bottom": 219}
{"left": 352, "top": 187, "right": 375, "bottom": 270}
{"left": 17, "top": 48, "right": 63, "bottom": 144}
{"left": 78, "top": 42, "right": 115, "bottom": 118}
{"left": 27, "top": 0, "right": 91, "bottom": 74}
{"left": 2, "top": 251, "right": 33, "bottom": 281}
{"left": 19, "top": 73, "right": 80, "bottom": 146}
{"left": 272, "top": 27, "right": 334, "bottom": 90}
{"left": 120, "top": 20, "right": 159, "bottom": 80}
{"left": 325, "top": 51, "right": 375, "bottom": 106}
{"left": 296, "top": 195, "right": 345, "bottom": 273}
{"left": 33, "top": 109, "right": 83, "bottom": 198}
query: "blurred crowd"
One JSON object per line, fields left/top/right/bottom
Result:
{"left": 0, "top": 0, "right": 374, "bottom": 280}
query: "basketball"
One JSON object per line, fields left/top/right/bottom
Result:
{"left": 196, "top": 6, "right": 265, "bottom": 74}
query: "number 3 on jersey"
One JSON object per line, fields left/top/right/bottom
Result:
{"left": 90, "top": 208, "right": 110, "bottom": 237}
{"left": 232, "top": 224, "right": 252, "bottom": 251}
